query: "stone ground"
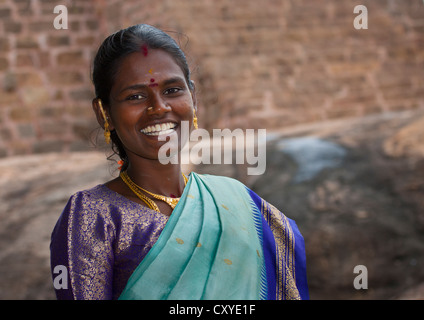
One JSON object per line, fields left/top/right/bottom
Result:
{"left": 1, "top": 109, "right": 424, "bottom": 299}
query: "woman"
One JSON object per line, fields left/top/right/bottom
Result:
{"left": 50, "top": 24, "right": 309, "bottom": 300}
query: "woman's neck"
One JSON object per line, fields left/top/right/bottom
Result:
{"left": 125, "top": 157, "right": 185, "bottom": 198}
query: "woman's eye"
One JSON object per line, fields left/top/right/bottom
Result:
{"left": 164, "top": 87, "right": 182, "bottom": 95}
{"left": 127, "top": 94, "right": 144, "bottom": 100}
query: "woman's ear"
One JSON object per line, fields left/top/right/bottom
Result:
{"left": 189, "top": 80, "right": 197, "bottom": 111}
{"left": 92, "top": 98, "right": 114, "bottom": 131}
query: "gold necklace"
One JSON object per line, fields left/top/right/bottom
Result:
{"left": 120, "top": 171, "right": 160, "bottom": 212}
{"left": 120, "top": 171, "right": 188, "bottom": 212}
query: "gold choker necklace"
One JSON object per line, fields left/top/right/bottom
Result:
{"left": 120, "top": 171, "right": 188, "bottom": 212}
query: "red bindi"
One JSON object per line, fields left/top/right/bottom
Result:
{"left": 149, "top": 78, "right": 158, "bottom": 87}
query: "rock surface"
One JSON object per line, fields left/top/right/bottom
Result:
{"left": 195, "top": 109, "right": 424, "bottom": 300}
{"left": 1, "top": 109, "right": 423, "bottom": 299}
{"left": 0, "top": 152, "right": 114, "bottom": 299}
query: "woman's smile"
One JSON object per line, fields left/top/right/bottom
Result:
{"left": 140, "top": 121, "right": 177, "bottom": 136}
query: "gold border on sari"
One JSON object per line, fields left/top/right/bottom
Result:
{"left": 261, "top": 200, "right": 301, "bottom": 300}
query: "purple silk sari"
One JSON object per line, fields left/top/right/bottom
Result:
{"left": 50, "top": 184, "right": 169, "bottom": 299}
{"left": 50, "top": 175, "right": 308, "bottom": 300}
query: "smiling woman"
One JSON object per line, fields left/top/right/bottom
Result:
{"left": 50, "top": 24, "right": 309, "bottom": 300}
{"left": 93, "top": 49, "right": 196, "bottom": 183}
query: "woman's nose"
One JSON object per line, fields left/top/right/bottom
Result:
{"left": 147, "top": 94, "right": 171, "bottom": 116}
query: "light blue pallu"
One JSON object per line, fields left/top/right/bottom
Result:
{"left": 119, "top": 173, "right": 308, "bottom": 300}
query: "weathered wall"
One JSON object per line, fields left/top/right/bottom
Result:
{"left": 0, "top": 0, "right": 423, "bottom": 157}
{"left": 0, "top": 0, "right": 103, "bottom": 156}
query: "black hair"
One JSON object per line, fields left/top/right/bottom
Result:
{"left": 91, "top": 24, "right": 193, "bottom": 171}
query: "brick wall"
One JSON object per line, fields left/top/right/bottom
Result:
{"left": 0, "top": 0, "right": 423, "bottom": 157}
{"left": 0, "top": 0, "right": 103, "bottom": 156}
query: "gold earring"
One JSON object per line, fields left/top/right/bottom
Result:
{"left": 98, "top": 99, "right": 111, "bottom": 144}
{"left": 104, "top": 119, "right": 111, "bottom": 144}
{"left": 193, "top": 109, "right": 198, "bottom": 129}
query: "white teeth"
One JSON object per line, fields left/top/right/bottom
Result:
{"left": 140, "top": 122, "right": 177, "bottom": 135}
{"left": 146, "top": 128, "right": 174, "bottom": 136}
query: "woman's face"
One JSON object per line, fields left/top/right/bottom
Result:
{"left": 106, "top": 49, "right": 196, "bottom": 162}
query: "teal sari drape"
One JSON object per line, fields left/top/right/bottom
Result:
{"left": 119, "top": 173, "right": 308, "bottom": 300}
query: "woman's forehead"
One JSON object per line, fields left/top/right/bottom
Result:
{"left": 113, "top": 49, "right": 185, "bottom": 88}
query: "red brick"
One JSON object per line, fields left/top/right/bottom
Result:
{"left": 0, "top": 57, "right": 9, "bottom": 71}
{"left": 56, "top": 51, "right": 85, "bottom": 65}
{"left": 47, "top": 35, "right": 70, "bottom": 47}
{"left": 16, "top": 37, "right": 39, "bottom": 49}
{"left": 47, "top": 71, "right": 83, "bottom": 85}
{"left": 0, "top": 8, "right": 11, "bottom": 18}
{"left": 16, "top": 53, "right": 33, "bottom": 67}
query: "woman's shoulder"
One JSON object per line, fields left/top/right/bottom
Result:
{"left": 63, "top": 182, "right": 157, "bottom": 221}
{"left": 68, "top": 184, "right": 113, "bottom": 203}
{"left": 62, "top": 183, "right": 128, "bottom": 219}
